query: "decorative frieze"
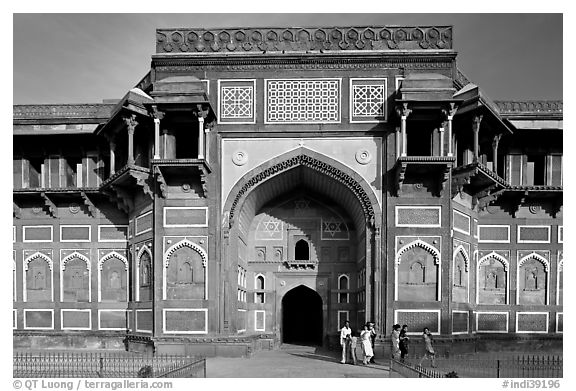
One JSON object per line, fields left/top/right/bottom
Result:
{"left": 156, "top": 26, "right": 453, "bottom": 53}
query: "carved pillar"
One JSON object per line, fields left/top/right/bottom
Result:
{"left": 492, "top": 134, "right": 502, "bottom": 173}
{"left": 443, "top": 103, "right": 457, "bottom": 157}
{"left": 123, "top": 115, "right": 138, "bottom": 166}
{"left": 109, "top": 140, "right": 116, "bottom": 176}
{"left": 198, "top": 117, "right": 205, "bottom": 160}
{"left": 151, "top": 106, "right": 164, "bottom": 160}
{"left": 395, "top": 126, "right": 401, "bottom": 159}
{"left": 397, "top": 103, "right": 411, "bottom": 157}
{"left": 472, "top": 115, "right": 483, "bottom": 163}
{"left": 439, "top": 125, "right": 445, "bottom": 156}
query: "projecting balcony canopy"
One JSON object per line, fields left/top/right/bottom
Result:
{"left": 96, "top": 88, "right": 155, "bottom": 137}
{"left": 453, "top": 83, "right": 514, "bottom": 134}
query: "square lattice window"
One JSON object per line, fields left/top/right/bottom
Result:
{"left": 265, "top": 79, "right": 341, "bottom": 124}
{"left": 218, "top": 80, "right": 256, "bottom": 124}
{"left": 350, "top": 78, "right": 388, "bottom": 123}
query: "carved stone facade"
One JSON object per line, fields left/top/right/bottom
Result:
{"left": 13, "top": 24, "right": 562, "bottom": 356}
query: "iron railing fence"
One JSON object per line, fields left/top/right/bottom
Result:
{"left": 13, "top": 351, "right": 206, "bottom": 378}
{"left": 401, "top": 354, "right": 562, "bottom": 378}
{"left": 390, "top": 359, "right": 444, "bottom": 378}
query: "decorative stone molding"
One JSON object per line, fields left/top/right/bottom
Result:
{"left": 156, "top": 26, "right": 453, "bottom": 53}
{"left": 453, "top": 245, "right": 470, "bottom": 272}
{"left": 518, "top": 252, "right": 550, "bottom": 272}
{"left": 24, "top": 252, "right": 53, "bottom": 271}
{"left": 61, "top": 252, "right": 91, "bottom": 271}
{"left": 227, "top": 153, "right": 376, "bottom": 228}
{"left": 495, "top": 100, "right": 563, "bottom": 114}
{"left": 12, "top": 104, "right": 114, "bottom": 120}
{"left": 478, "top": 251, "right": 509, "bottom": 272}
{"left": 164, "top": 239, "right": 208, "bottom": 268}
{"left": 395, "top": 239, "right": 440, "bottom": 265}
{"left": 98, "top": 251, "right": 128, "bottom": 271}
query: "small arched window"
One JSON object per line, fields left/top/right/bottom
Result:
{"left": 255, "top": 274, "right": 265, "bottom": 304}
{"left": 338, "top": 274, "right": 349, "bottom": 303}
{"left": 295, "top": 239, "right": 309, "bottom": 261}
{"left": 409, "top": 261, "right": 426, "bottom": 284}
{"left": 256, "top": 275, "right": 265, "bottom": 290}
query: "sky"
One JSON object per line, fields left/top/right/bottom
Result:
{"left": 13, "top": 13, "right": 563, "bottom": 104}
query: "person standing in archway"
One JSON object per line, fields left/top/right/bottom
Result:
{"left": 339, "top": 320, "right": 351, "bottom": 364}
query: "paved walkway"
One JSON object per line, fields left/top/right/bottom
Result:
{"left": 206, "top": 344, "right": 390, "bottom": 378}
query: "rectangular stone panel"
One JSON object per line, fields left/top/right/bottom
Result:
{"left": 478, "top": 225, "right": 510, "bottom": 243}
{"left": 557, "top": 313, "right": 563, "bottom": 333}
{"left": 517, "top": 312, "right": 548, "bottom": 333}
{"left": 395, "top": 310, "right": 440, "bottom": 334}
{"left": 99, "top": 310, "right": 126, "bottom": 330}
{"left": 61, "top": 309, "right": 91, "bottom": 329}
{"left": 218, "top": 79, "right": 256, "bottom": 124}
{"left": 136, "top": 310, "right": 153, "bottom": 332}
{"left": 98, "top": 225, "right": 128, "bottom": 242}
{"left": 24, "top": 310, "right": 53, "bottom": 329}
{"left": 452, "top": 311, "right": 469, "bottom": 334}
{"left": 237, "top": 309, "right": 246, "bottom": 332}
{"left": 163, "top": 309, "right": 207, "bottom": 333}
{"left": 60, "top": 225, "right": 90, "bottom": 242}
{"left": 453, "top": 210, "right": 470, "bottom": 235}
{"left": 517, "top": 226, "right": 550, "bottom": 243}
{"left": 135, "top": 211, "right": 153, "bottom": 235}
{"left": 23, "top": 226, "right": 52, "bottom": 242}
{"left": 255, "top": 310, "right": 265, "bottom": 331}
{"left": 477, "top": 312, "right": 508, "bottom": 332}
{"left": 350, "top": 78, "right": 387, "bottom": 123}
{"left": 396, "top": 206, "right": 441, "bottom": 227}
{"left": 163, "top": 207, "right": 208, "bottom": 227}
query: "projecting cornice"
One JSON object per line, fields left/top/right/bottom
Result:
{"left": 156, "top": 26, "right": 453, "bottom": 54}
{"left": 13, "top": 104, "right": 115, "bottom": 124}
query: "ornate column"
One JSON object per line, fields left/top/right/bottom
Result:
{"left": 151, "top": 106, "right": 164, "bottom": 160}
{"left": 109, "top": 140, "right": 116, "bottom": 176}
{"left": 395, "top": 126, "right": 401, "bottom": 159}
{"left": 443, "top": 103, "right": 457, "bottom": 157}
{"left": 472, "top": 115, "right": 483, "bottom": 163}
{"left": 123, "top": 114, "right": 138, "bottom": 166}
{"left": 439, "top": 126, "right": 445, "bottom": 156}
{"left": 397, "top": 103, "right": 411, "bottom": 157}
{"left": 195, "top": 104, "right": 209, "bottom": 160}
{"left": 492, "top": 134, "right": 502, "bottom": 173}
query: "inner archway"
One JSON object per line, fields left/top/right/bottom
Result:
{"left": 282, "top": 285, "right": 323, "bottom": 345}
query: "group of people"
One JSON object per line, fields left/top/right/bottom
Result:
{"left": 340, "top": 321, "right": 436, "bottom": 368}
{"left": 339, "top": 320, "right": 376, "bottom": 365}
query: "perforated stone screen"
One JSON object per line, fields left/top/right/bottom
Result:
{"left": 518, "top": 226, "right": 550, "bottom": 243}
{"left": 477, "top": 312, "right": 508, "bottom": 332}
{"left": 396, "top": 311, "right": 439, "bottom": 333}
{"left": 517, "top": 312, "right": 548, "bottom": 333}
{"left": 266, "top": 79, "right": 340, "bottom": 123}
{"left": 135, "top": 212, "right": 152, "bottom": 235}
{"left": 478, "top": 225, "right": 509, "bottom": 242}
{"left": 453, "top": 210, "right": 470, "bottom": 235}
{"left": 61, "top": 225, "right": 90, "bottom": 241}
{"left": 350, "top": 78, "right": 387, "bottom": 122}
{"left": 396, "top": 206, "right": 441, "bottom": 227}
{"left": 218, "top": 80, "right": 255, "bottom": 123}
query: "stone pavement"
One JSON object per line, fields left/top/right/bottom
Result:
{"left": 206, "top": 344, "right": 391, "bottom": 378}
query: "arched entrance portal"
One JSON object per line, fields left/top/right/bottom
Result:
{"left": 282, "top": 285, "right": 323, "bottom": 345}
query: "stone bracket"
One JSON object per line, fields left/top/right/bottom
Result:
{"left": 395, "top": 161, "right": 408, "bottom": 196}
{"left": 13, "top": 201, "right": 21, "bottom": 219}
{"left": 80, "top": 191, "right": 97, "bottom": 218}
{"left": 153, "top": 166, "right": 167, "bottom": 198}
{"left": 40, "top": 192, "right": 57, "bottom": 218}
{"left": 129, "top": 169, "right": 153, "bottom": 199}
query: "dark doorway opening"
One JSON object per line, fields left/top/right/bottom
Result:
{"left": 282, "top": 285, "right": 323, "bottom": 345}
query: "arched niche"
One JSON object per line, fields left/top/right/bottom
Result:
{"left": 477, "top": 252, "right": 509, "bottom": 305}
{"left": 517, "top": 253, "right": 549, "bottom": 305}
{"left": 98, "top": 251, "right": 128, "bottom": 302}
{"left": 61, "top": 252, "right": 90, "bottom": 303}
{"left": 164, "top": 239, "right": 208, "bottom": 300}
{"left": 396, "top": 240, "right": 440, "bottom": 302}
{"left": 24, "top": 252, "right": 53, "bottom": 302}
{"left": 452, "top": 246, "right": 470, "bottom": 303}
{"left": 136, "top": 245, "right": 153, "bottom": 302}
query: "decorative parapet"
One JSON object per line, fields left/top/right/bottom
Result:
{"left": 13, "top": 104, "right": 114, "bottom": 120}
{"left": 495, "top": 101, "right": 563, "bottom": 115}
{"left": 156, "top": 26, "right": 453, "bottom": 53}
{"left": 454, "top": 68, "right": 472, "bottom": 89}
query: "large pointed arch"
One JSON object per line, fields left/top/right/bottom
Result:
{"left": 222, "top": 147, "right": 381, "bottom": 233}
{"left": 394, "top": 239, "right": 442, "bottom": 301}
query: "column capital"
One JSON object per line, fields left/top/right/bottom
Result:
{"left": 150, "top": 105, "right": 165, "bottom": 121}
{"left": 122, "top": 114, "right": 138, "bottom": 133}
{"left": 194, "top": 104, "right": 210, "bottom": 119}
{"left": 492, "top": 133, "right": 503, "bottom": 149}
{"left": 472, "top": 114, "right": 484, "bottom": 129}
{"left": 396, "top": 102, "right": 412, "bottom": 118}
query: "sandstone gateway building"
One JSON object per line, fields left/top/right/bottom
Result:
{"left": 13, "top": 25, "right": 563, "bottom": 356}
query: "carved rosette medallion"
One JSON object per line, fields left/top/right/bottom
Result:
{"left": 232, "top": 150, "right": 248, "bottom": 166}
{"left": 69, "top": 203, "right": 80, "bottom": 214}
{"left": 32, "top": 206, "right": 42, "bottom": 214}
{"left": 355, "top": 149, "right": 372, "bottom": 165}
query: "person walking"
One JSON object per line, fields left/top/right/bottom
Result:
{"left": 417, "top": 327, "right": 437, "bottom": 368}
{"left": 360, "top": 324, "right": 374, "bottom": 365}
{"left": 368, "top": 321, "right": 377, "bottom": 364}
{"left": 399, "top": 325, "right": 410, "bottom": 362}
{"left": 348, "top": 329, "right": 358, "bottom": 365}
{"left": 390, "top": 324, "right": 401, "bottom": 360}
{"left": 339, "top": 320, "right": 351, "bottom": 364}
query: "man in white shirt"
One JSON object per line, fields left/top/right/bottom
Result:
{"left": 340, "top": 320, "right": 351, "bottom": 364}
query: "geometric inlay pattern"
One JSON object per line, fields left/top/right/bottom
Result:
{"left": 353, "top": 85, "right": 385, "bottom": 116}
{"left": 517, "top": 313, "right": 548, "bottom": 332}
{"left": 222, "top": 86, "right": 254, "bottom": 118}
{"left": 396, "top": 311, "right": 439, "bottom": 333}
{"left": 477, "top": 312, "right": 508, "bottom": 332}
{"left": 321, "top": 217, "right": 349, "bottom": 240}
{"left": 396, "top": 207, "right": 441, "bottom": 226}
{"left": 255, "top": 218, "right": 283, "bottom": 240}
{"left": 266, "top": 79, "right": 340, "bottom": 123}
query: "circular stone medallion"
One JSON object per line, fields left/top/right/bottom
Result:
{"left": 232, "top": 150, "right": 248, "bottom": 166}
{"left": 355, "top": 149, "right": 372, "bottom": 165}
